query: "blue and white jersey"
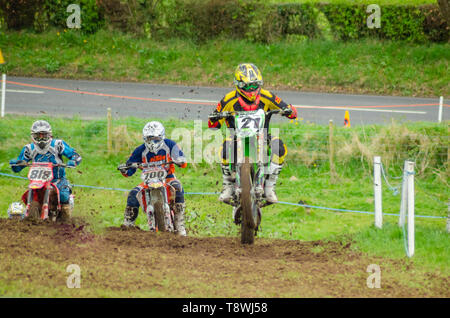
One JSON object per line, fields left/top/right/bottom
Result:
{"left": 11, "top": 139, "right": 82, "bottom": 180}
{"left": 125, "top": 138, "right": 187, "bottom": 179}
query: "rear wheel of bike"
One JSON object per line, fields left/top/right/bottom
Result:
{"left": 240, "top": 157, "right": 256, "bottom": 244}
{"left": 28, "top": 200, "right": 41, "bottom": 220}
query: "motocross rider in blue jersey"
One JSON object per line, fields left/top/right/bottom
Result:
{"left": 9, "top": 120, "right": 82, "bottom": 220}
{"left": 118, "top": 121, "right": 188, "bottom": 236}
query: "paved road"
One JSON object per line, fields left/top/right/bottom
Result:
{"left": 3, "top": 76, "right": 448, "bottom": 125}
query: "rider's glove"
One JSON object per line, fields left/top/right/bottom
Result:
{"left": 174, "top": 159, "right": 188, "bottom": 168}
{"left": 67, "top": 160, "right": 77, "bottom": 167}
{"left": 9, "top": 159, "right": 26, "bottom": 166}
{"left": 208, "top": 114, "right": 219, "bottom": 123}
{"left": 117, "top": 163, "right": 129, "bottom": 175}
{"left": 208, "top": 111, "right": 222, "bottom": 129}
{"left": 9, "top": 159, "right": 26, "bottom": 173}
{"left": 283, "top": 104, "right": 297, "bottom": 120}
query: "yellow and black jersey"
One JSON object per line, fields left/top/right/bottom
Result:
{"left": 208, "top": 89, "right": 293, "bottom": 129}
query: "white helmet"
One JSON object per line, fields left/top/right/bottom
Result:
{"left": 7, "top": 202, "right": 25, "bottom": 219}
{"left": 143, "top": 121, "right": 165, "bottom": 153}
{"left": 31, "top": 120, "right": 52, "bottom": 151}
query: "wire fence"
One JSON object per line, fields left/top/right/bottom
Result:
{"left": 0, "top": 171, "right": 446, "bottom": 220}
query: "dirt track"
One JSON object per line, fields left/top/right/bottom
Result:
{"left": 0, "top": 218, "right": 448, "bottom": 298}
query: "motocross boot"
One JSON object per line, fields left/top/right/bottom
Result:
{"left": 123, "top": 206, "right": 139, "bottom": 227}
{"left": 264, "top": 162, "right": 283, "bottom": 203}
{"left": 219, "top": 164, "right": 235, "bottom": 204}
{"left": 59, "top": 204, "right": 72, "bottom": 223}
{"left": 173, "top": 202, "right": 187, "bottom": 236}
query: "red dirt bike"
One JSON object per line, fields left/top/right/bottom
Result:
{"left": 11, "top": 161, "right": 74, "bottom": 221}
{"left": 119, "top": 161, "right": 177, "bottom": 232}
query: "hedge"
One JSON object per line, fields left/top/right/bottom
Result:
{"left": 0, "top": 0, "right": 448, "bottom": 43}
{"left": 0, "top": 0, "right": 104, "bottom": 33}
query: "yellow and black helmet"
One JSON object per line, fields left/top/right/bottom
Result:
{"left": 234, "top": 63, "right": 263, "bottom": 102}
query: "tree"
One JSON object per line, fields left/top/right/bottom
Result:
{"left": 437, "top": 0, "right": 450, "bottom": 25}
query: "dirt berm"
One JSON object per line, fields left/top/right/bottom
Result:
{"left": 0, "top": 218, "right": 447, "bottom": 297}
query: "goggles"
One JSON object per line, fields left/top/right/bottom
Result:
{"left": 242, "top": 83, "right": 260, "bottom": 92}
{"left": 144, "top": 136, "right": 163, "bottom": 143}
{"left": 235, "top": 80, "right": 263, "bottom": 91}
{"left": 32, "top": 132, "right": 51, "bottom": 142}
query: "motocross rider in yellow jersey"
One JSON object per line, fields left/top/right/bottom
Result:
{"left": 208, "top": 63, "right": 298, "bottom": 204}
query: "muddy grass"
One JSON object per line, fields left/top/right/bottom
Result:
{"left": 0, "top": 218, "right": 448, "bottom": 298}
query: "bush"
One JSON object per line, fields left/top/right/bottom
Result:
{"left": 0, "top": 0, "right": 448, "bottom": 42}
{"left": 421, "top": 4, "right": 450, "bottom": 42}
{"left": 0, "top": 0, "right": 103, "bottom": 33}
{"left": 179, "top": 0, "right": 244, "bottom": 42}
{"left": 97, "top": 0, "right": 156, "bottom": 35}
{"left": 0, "top": 0, "right": 44, "bottom": 30}
{"left": 43, "top": 0, "right": 104, "bottom": 33}
{"left": 278, "top": 3, "right": 321, "bottom": 39}
{"left": 319, "top": 4, "right": 377, "bottom": 40}
{"left": 158, "top": 0, "right": 271, "bottom": 43}
{"left": 379, "top": 5, "right": 427, "bottom": 42}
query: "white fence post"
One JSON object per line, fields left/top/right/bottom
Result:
{"left": 438, "top": 96, "right": 443, "bottom": 123}
{"left": 398, "top": 161, "right": 408, "bottom": 227}
{"left": 374, "top": 156, "right": 382, "bottom": 229}
{"left": 1, "top": 73, "right": 5, "bottom": 118}
{"left": 406, "top": 161, "right": 415, "bottom": 257}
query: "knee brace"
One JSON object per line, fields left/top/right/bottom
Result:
{"left": 270, "top": 137, "right": 287, "bottom": 165}
{"left": 127, "top": 187, "right": 141, "bottom": 208}
{"left": 168, "top": 179, "right": 185, "bottom": 203}
{"left": 55, "top": 179, "right": 72, "bottom": 204}
{"left": 220, "top": 139, "right": 233, "bottom": 164}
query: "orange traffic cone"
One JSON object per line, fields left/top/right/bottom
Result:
{"left": 344, "top": 110, "right": 351, "bottom": 127}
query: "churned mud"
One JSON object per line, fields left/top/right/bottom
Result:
{"left": 0, "top": 218, "right": 448, "bottom": 297}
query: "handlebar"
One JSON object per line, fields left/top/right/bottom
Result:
{"left": 118, "top": 161, "right": 176, "bottom": 170}
{"left": 10, "top": 162, "right": 74, "bottom": 168}
{"left": 208, "top": 109, "right": 290, "bottom": 121}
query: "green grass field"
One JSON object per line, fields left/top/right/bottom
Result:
{"left": 268, "top": 0, "right": 437, "bottom": 4}
{"left": 0, "top": 115, "right": 448, "bottom": 276}
{"left": 0, "top": 30, "right": 448, "bottom": 97}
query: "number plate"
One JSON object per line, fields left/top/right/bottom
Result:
{"left": 236, "top": 109, "right": 265, "bottom": 137}
{"left": 141, "top": 167, "right": 167, "bottom": 184}
{"left": 28, "top": 165, "right": 53, "bottom": 182}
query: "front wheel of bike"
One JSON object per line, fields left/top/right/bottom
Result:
{"left": 240, "top": 157, "right": 256, "bottom": 244}
{"left": 153, "top": 200, "right": 167, "bottom": 232}
{"left": 28, "top": 200, "right": 41, "bottom": 220}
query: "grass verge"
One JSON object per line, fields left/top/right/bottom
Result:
{"left": 0, "top": 30, "right": 449, "bottom": 97}
{"left": 0, "top": 114, "right": 448, "bottom": 277}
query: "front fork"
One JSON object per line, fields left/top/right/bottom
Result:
{"left": 25, "top": 189, "right": 33, "bottom": 217}
{"left": 143, "top": 188, "right": 173, "bottom": 232}
{"left": 233, "top": 136, "right": 266, "bottom": 204}
{"left": 24, "top": 183, "right": 61, "bottom": 220}
{"left": 25, "top": 186, "right": 52, "bottom": 220}
{"left": 231, "top": 136, "right": 267, "bottom": 225}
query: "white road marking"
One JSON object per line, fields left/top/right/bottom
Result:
{"left": 169, "top": 98, "right": 427, "bottom": 114}
{"left": 3, "top": 89, "right": 45, "bottom": 94}
{"left": 169, "top": 98, "right": 217, "bottom": 103}
{"left": 293, "top": 105, "right": 426, "bottom": 114}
